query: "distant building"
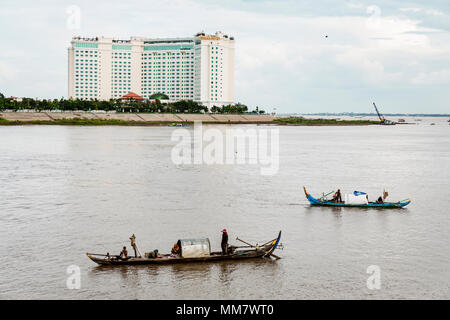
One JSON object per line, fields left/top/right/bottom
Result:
{"left": 119, "top": 92, "right": 145, "bottom": 102}
{"left": 68, "top": 32, "right": 235, "bottom": 108}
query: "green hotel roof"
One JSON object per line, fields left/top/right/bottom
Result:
{"left": 149, "top": 93, "right": 169, "bottom": 100}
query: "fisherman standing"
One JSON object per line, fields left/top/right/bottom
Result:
{"left": 130, "top": 234, "right": 138, "bottom": 258}
{"left": 333, "top": 189, "right": 342, "bottom": 203}
{"left": 221, "top": 229, "right": 229, "bottom": 255}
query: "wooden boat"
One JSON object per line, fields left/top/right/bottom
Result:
{"left": 87, "top": 231, "right": 282, "bottom": 266}
{"left": 303, "top": 187, "right": 411, "bottom": 208}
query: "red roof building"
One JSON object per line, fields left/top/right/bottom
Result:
{"left": 119, "top": 92, "right": 145, "bottom": 101}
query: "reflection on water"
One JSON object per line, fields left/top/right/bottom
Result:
{"left": 0, "top": 124, "right": 449, "bottom": 299}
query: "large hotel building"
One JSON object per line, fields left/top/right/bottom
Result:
{"left": 68, "top": 32, "right": 235, "bottom": 108}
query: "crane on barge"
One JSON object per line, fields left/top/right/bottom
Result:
{"left": 373, "top": 102, "right": 395, "bottom": 125}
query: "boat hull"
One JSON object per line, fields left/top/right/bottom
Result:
{"left": 303, "top": 187, "right": 411, "bottom": 208}
{"left": 88, "top": 251, "right": 265, "bottom": 266}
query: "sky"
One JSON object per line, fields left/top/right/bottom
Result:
{"left": 0, "top": 0, "right": 449, "bottom": 114}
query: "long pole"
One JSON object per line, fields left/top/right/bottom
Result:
{"left": 87, "top": 253, "right": 116, "bottom": 257}
{"left": 236, "top": 237, "right": 255, "bottom": 247}
{"left": 319, "top": 190, "right": 334, "bottom": 201}
{"left": 236, "top": 237, "right": 280, "bottom": 260}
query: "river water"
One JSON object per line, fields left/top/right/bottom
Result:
{"left": 0, "top": 119, "right": 449, "bottom": 299}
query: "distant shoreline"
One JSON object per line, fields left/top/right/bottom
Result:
{"left": 290, "top": 113, "right": 450, "bottom": 117}
{"left": 273, "top": 118, "right": 380, "bottom": 126}
{"left": 0, "top": 118, "right": 276, "bottom": 126}
{"left": 0, "top": 112, "right": 380, "bottom": 126}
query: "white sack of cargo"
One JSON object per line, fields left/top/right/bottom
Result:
{"left": 345, "top": 194, "right": 368, "bottom": 205}
{"left": 179, "top": 238, "right": 211, "bottom": 258}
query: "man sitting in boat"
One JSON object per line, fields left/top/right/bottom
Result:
{"left": 171, "top": 242, "right": 181, "bottom": 257}
{"left": 221, "top": 229, "right": 229, "bottom": 255}
{"left": 376, "top": 196, "right": 384, "bottom": 204}
{"left": 119, "top": 246, "right": 128, "bottom": 260}
{"left": 332, "top": 189, "right": 342, "bottom": 203}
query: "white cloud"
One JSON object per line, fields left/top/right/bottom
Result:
{"left": 399, "top": 8, "right": 422, "bottom": 13}
{"left": 346, "top": 1, "right": 364, "bottom": 9}
{"left": 0, "top": 61, "right": 18, "bottom": 85}
{"left": 412, "top": 69, "right": 450, "bottom": 85}
{"left": 425, "top": 9, "right": 445, "bottom": 16}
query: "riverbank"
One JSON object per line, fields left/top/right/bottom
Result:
{"left": 0, "top": 112, "right": 275, "bottom": 125}
{"left": 274, "top": 117, "right": 380, "bottom": 126}
{"left": 0, "top": 112, "right": 380, "bottom": 126}
{"left": 0, "top": 118, "right": 274, "bottom": 126}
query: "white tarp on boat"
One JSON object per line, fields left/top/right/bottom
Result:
{"left": 345, "top": 194, "right": 369, "bottom": 205}
{"left": 179, "top": 238, "right": 211, "bottom": 258}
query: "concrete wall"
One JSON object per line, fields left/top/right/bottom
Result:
{"left": 0, "top": 112, "right": 275, "bottom": 123}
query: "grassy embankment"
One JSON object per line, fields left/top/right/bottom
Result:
{"left": 274, "top": 117, "right": 380, "bottom": 126}
{"left": 0, "top": 116, "right": 380, "bottom": 126}
{"left": 0, "top": 117, "right": 273, "bottom": 126}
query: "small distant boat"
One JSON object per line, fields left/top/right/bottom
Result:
{"left": 168, "top": 123, "right": 189, "bottom": 127}
{"left": 303, "top": 187, "right": 411, "bottom": 208}
{"left": 398, "top": 118, "right": 405, "bottom": 123}
{"left": 430, "top": 123, "right": 436, "bottom": 126}
{"left": 87, "top": 231, "right": 282, "bottom": 266}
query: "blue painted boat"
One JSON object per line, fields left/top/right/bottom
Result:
{"left": 303, "top": 187, "right": 411, "bottom": 208}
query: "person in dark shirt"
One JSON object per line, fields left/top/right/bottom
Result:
{"left": 221, "top": 229, "right": 228, "bottom": 255}
{"left": 333, "top": 189, "right": 342, "bottom": 202}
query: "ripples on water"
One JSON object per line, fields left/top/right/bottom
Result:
{"left": 0, "top": 121, "right": 449, "bottom": 299}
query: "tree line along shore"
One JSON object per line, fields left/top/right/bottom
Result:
{"left": 0, "top": 93, "right": 379, "bottom": 126}
{"left": 0, "top": 93, "right": 263, "bottom": 114}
